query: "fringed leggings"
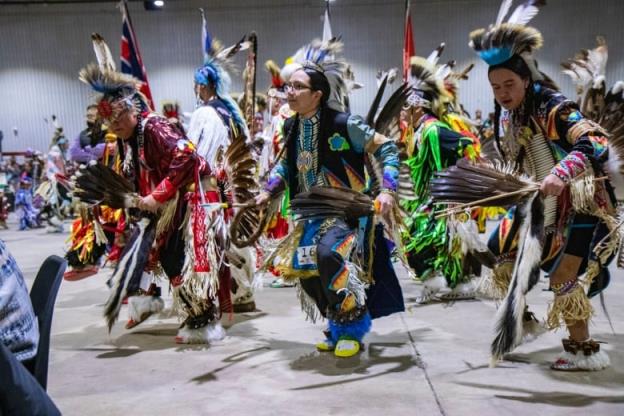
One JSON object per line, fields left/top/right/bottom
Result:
{"left": 299, "top": 219, "right": 360, "bottom": 319}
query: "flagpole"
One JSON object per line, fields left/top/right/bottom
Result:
{"left": 403, "top": 0, "right": 415, "bottom": 81}
{"left": 119, "top": 0, "right": 155, "bottom": 109}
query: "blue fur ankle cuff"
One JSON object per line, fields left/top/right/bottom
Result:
{"left": 328, "top": 312, "right": 372, "bottom": 342}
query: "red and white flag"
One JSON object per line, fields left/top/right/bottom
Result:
{"left": 119, "top": 0, "right": 154, "bottom": 109}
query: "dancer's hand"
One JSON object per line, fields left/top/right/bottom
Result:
{"left": 540, "top": 174, "right": 566, "bottom": 197}
{"left": 138, "top": 194, "right": 162, "bottom": 213}
{"left": 374, "top": 192, "right": 395, "bottom": 217}
{"left": 254, "top": 191, "right": 271, "bottom": 207}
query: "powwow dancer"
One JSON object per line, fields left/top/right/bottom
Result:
{"left": 64, "top": 104, "right": 109, "bottom": 281}
{"left": 258, "top": 60, "right": 293, "bottom": 288}
{"left": 458, "top": 0, "right": 619, "bottom": 370}
{"left": 253, "top": 38, "right": 406, "bottom": 358}
{"left": 401, "top": 48, "right": 483, "bottom": 303}
{"left": 185, "top": 13, "right": 259, "bottom": 326}
{"left": 39, "top": 118, "right": 70, "bottom": 233}
{"left": 74, "top": 35, "right": 249, "bottom": 342}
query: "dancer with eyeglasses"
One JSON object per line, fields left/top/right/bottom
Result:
{"left": 255, "top": 39, "right": 404, "bottom": 358}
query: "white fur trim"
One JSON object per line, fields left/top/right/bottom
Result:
{"left": 491, "top": 194, "right": 543, "bottom": 360}
{"left": 176, "top": 321, "right": 226, "bottom": 344}
{"left": 521, "top": 317, "right": 547, "bottom": 344}
{"left": 127, "top": 295, "right": 164, "bottom": 322}
{"left": 424, "top": 274, "right": 450, "bottom": 292}
{"left": 553, "top": 349, "right": 610, "bottom": 371}
{"left": 447, "top": 280, "right": 477, "bottom": 299}
{"left": 416, "top": 274, "right": 451, "bottom": 304}
{"left": 230, "top": 245, "right": 258, "bottom": 305}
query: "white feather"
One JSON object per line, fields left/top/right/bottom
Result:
{"left": 562, "top": 68, "right": 580, "bottom": 83}
{"left": 426, "top": 42, "right": 445, "bottom": 65}
{"left": 588, "top": 42, "right": 608, "bottom": 79}
{"left": 387, "top": 68, "right": 398, "bottom": 84}
{"left": 216, "top": 41, "right": 251, "bottom": 60}
{"left": 495, "top": 0, "right": 514, "bottom": 25}
{"left": 507, "top": 2, "right": 540, "bottom": 26}
{"left": 612, "top": 80, "right": 624, "bottom": 97}
{"left": 592, "top": 75, "right": 606, "bottom": 90}
{"left": 92, "top": 34, "right": 116, "bottom": 71}
{"left": 435, "top": 62, "right": 454, "bottom": 81}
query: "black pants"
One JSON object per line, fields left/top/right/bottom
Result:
{"left": 0, "top": 344, "right": 61, "bottom": 416}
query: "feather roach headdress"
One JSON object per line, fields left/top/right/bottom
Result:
{"left": 562, "top": 37, "right": 624, "bottom": 181}
{"left": 265, "top": 59, "right": 285, "bottom": 94}
{"left": 561, "top": 36, "right": 608, "bottom": 121}
{"left": 79, "top": 33, "right": 150, "bottom": 122}
{"left": 469, "top": 0, "right": 546, "bottom": 80}
{"left": 290, "top": 37, "right": 361, "bottom": 112}
{"left": 195, "top": 8, "right": 249, "bottom": 131}
{"left": 406, "top": 43, "right": 452, "bottom": 117}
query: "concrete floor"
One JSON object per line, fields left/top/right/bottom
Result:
{"left": 5, "top": 219, "right": 624, "bottom": 416}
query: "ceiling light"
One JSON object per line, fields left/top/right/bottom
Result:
{"left": 144, "top": 1, "right": 164, "bottom": 11}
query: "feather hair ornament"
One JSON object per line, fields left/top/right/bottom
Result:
{"left": 79, "top": 63, "right": 150, "bottom": 118}
{"left": 80, "top": 31, "right": 150, "bottom": 114}
{"left": 79, "top": 63, "right": 138, "bottom": 97}
{"left": 426, "top": 42, "right": 445, "bottom": 66}
{"left": 91, "top": 33, "right": 116, "bottom": 72}
{"left": 265, "top": 59, "right": 283, "bottom": 86}
{"left": 469, "top": 0, "right": 546, "bottom": 80}
{"left": 406, "top": 55, "right": 452, "bottom": 118}
{"left": 196, "top": 8, "right": 249, "bottom": 132}
{"left": 290, "top": 38, "right": 361, "bottom": 112}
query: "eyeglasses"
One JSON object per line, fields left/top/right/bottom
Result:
{"left": 284, "top": 82, "right": 312, "bottom": 92}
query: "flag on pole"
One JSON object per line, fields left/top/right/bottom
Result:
{"left": 119, "top": 0, "right": 154, "bottom": 109}
{"left": 403, "top": 0, "right": 415, "bottom": 81}
{"left": 322, "top": 0, "right": 333, "bottom": 42}
{"left": 199, "top": 8, "right": 212, "bottom": 61}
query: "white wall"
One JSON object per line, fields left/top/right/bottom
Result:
{"left": 0, "top": 0, "right": 623, "bottom": 152}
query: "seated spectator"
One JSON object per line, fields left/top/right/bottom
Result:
{"left": 0, "top": 239, "right": 60, "bottom": 415}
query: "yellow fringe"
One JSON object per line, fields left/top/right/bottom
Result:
{"left": 566, "top": 119, "right": 609, "bottom": 142}
{"left": 546, "top": 284, "right": 594, "bottom": 330}
{"left": 479, "top": 262, "right": 513, "bottom": 300}
{"left": 155, "top": 191, "right": 179, "bottom": 239}
{"left": 262, "top": 222, "right": 319, "bottom": 281}
{"left": 93, "top": 220, "right": 108, "bottom": 246}
{"left": 569, "top": 170, "right": 621, "bottom": 269}
{"left": 581, "top": 260, "right": 600, "bottom": 289}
